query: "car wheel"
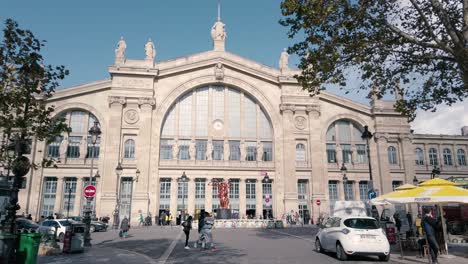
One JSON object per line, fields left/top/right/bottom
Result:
{"left": 58, "top": 233, "right": 65, "bottom": 243}
{"left": 90, "top": 225, "right": 96, "bottom": 232}
{"left": 379, "top": 254, "right": 390, "bottom": 262}
{"left": 315, "top": 239, "right": 324, "bottom": 253}
{"left": 336, "top": 242, "right": 348, "bottom": 261}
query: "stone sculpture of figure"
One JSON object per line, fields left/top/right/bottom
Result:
{"left": 206, "top": 140, "right": 213, "bottom": 161}
{"left": 59, "top": 136, "right": 68, "bottom": 159}
{"left": 279, "top": 48, "right": 289, "bottom": 71}
{"left": 145, "top": 38, "right": 156, "bottom": 61}
{"left": 79, "top": 137, "right": 88, "bottom": 159}
{"left": 211, "top": 20, "right": 226, "bottom": 41}
{"left": 115, "top": 36, "right": 126, "bottom": 59}
{"left": 172, "top": 140, "right": 179, "bottom": 160}
{"left": 240, "top": 141, "right": 246, "bottom": 161}
{"left": 189, "top": 140, "right": 196, "bottom": 160}
{"left": 223, "top": 141, "right": 230, "bottom": 161}
{"left": 214, "top": 62, "right": 224, "bottom": 80}
{"left": 256, "top": 141, "right": 263, "bottom": 162}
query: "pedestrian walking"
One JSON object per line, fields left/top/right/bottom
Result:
{"left": 422, "top": 208, "right": 440, "bottom": 264}
{"left": 182, "top": 215, "right": 193, "bottom": 249}
{"left": 165, "top": 214, "right": 170, "bottom": 226}
{"left": 160, "top": 211, "right": 166, "bottom": 226}
{"left": 194, "top": 213, "right": 206, "bottom": 248}
{"left": 202, "top": 212, "right": 216, "bottom": 251}
{"left": 120, "top": 216, "right": 130, "bottom": 238}
{"left": 139, "top": 213, "right": 145, "bottom": 227}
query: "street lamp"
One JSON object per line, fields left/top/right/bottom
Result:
{"left": 135, "top": 169, "right": 140, "bottom": 183}
{"left": 361, "top": 125, "right": 374, "bottom": 195}
{"left": 340, "top": 163, "right": 348, "bottom": 200}
{"left": 84, "top": 121, "right": 101, "bottom": 247}
{"left": 412, "top": 175, "right": 419, "bottom": 186}
{"left": 113, "top": 162, "right": 123, "bottom": 230}
{"left": 262, "top": 173, "right": 272, "bottom": 219}
{"left": 179, "top": 172, "right": 189, "bottom": 221}
{"left": 431, "top": 166, "right": 441, "bottom": 179}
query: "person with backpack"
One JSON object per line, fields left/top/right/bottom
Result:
{"left": 202, "top": 212, "right": 216, "bottom": 251}
{"left": 182, "top": 215, "right": 193, "bottom": 249}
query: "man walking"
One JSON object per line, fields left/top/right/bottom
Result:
{"left": 182, "top": 216, "right": 193, "bottom": 249}
{"left": 120, "top": 216, "right": 130, "bottom": 238}
{"left": 422, "top": 208, "right": 439, "bottom": 264}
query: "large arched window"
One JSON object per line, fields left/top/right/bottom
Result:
{"left": 429, "top": 148, "right": 438, "bottom": 166}
{"left": 325, "top": 120, "right": 365, "bottom": 164}
{"left": 443, "top": 148, "right": 453, "bottom": 166}
{"left": 388, "top": 146, "right": 398, "bottom": 165}
{"left": 415, "top": 148, "right": 424, "bottom": 165}
{"left": 457, "top": 149, "right": 466, "bottom": 166}
{"left": 47, "top": 110, "right": 101, "bottom": 159}
{"left": 160, "top": 85, "right": 274, "bottom": 162}
{"left": 124, "top": 139, "right": 135, "bottom": 159}
{"left": 296, "top": 143, "right": 306, "bottom": 161}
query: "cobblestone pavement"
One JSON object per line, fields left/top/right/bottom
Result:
{"left": 38, "top": 225, "right": 468, "bottom": 264}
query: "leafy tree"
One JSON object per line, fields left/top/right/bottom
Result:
{"left": 280, "top": 0, "right": 468, "bottom": 119}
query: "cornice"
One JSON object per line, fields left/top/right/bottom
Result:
{"left": 48, "top": 80, "right": 111, "bottom": 102}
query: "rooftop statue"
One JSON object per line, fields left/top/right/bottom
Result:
{"left": 279, "top": 48, "right": 289, "bottom": 72}
{"left": 145, "top": 38, "right": 156, "bottom": 61}
{"left": 115, "top": 36, "right": 126, "bottom": 59}
{"left": 211, "top": 20, "right": 226, "bottom": 41}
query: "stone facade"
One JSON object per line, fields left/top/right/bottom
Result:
{"left": 10, "top": 19, "right": 468, "bottom": 224}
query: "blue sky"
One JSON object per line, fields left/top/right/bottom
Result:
{"left": 2, "top": 0, "right": 466, "bottom": 134}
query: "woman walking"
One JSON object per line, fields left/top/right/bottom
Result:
{"left": 182, "top": 216, "right": 193, "bottom": 249}
{"left": 120, "top": 216, "right": 130, "bottom": 238}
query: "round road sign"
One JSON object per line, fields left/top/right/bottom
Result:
{"left": 83, "top": 185, "right": 97, "bottom": 198}
{"left": 316, "top": 199, "right": 321, "bottom": 206}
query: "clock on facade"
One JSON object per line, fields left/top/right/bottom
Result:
{"left": 213, "top": 120, "right": 224, "bottom": 130}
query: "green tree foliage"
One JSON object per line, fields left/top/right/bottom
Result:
{"left": 280, "top": 0, "right": 468, "bottom": 119}
{"left": 0, "top": 19, "right": 70, "bottom": 167}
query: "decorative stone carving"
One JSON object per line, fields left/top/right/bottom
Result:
{"left": 108, "top": 96, "right": 126, "bottom": 106}
{"left": 114, "top": 78, "right": 152, "bottom": 89}
{"left": 189, "top": 140, "right": 196, "bottom": 160}
{"left": 294, "top": 116, "right": 307, "bottom": 130}
{"left": 138, "top": 97, "right": 156, "bottom": 107}
{"left": 279, "top": 48, "right": 289, "bottom": 73}
{"left": 398, "top": 133, "right": 413, "bottom": 142}
{"left": 240, "top": 141, "right": 246, "bottom": 161}
{"left": 124, "top": 109, "right": 139, "bottom": 124}
{"left": 206, "top": 140, "right": 213, "bottom": 161}
{"left": 305, "top": 105, "right": 320, "bottom": 116}
{"left": 79, "top": 137, "right": 87, "bottom": 159}
{"left": 223, "top": 140, "right": 230, "bottom": 161}
{"left": 115, "top": 36, "right": 126, "bottom": 63}
{"left": 256, "top": 141, "right": 263, "bottom": 162}
{"left": 172, "top": 140, "right": 179, "bottom": 160}
{"left": 374, "top": 132, "right": 389, "bottom": 142}
{"left": 211, "top": 18, "right": 226, "bottom": 51}
{"left": 59, "top": 136, "right": 68, "bottom": 159}
{"left": 279, "top": 104, "right": 296, "bottom": 113}
{"left": 145, "top": 38, "right": 156, "bottom": 61}
{"left": 214, "top": 62, "right": 224, "bottom": 81}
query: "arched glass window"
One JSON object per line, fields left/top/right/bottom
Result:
{"left": 388, "top": 146, "right": 398, "bottom": 165}
{"left": 429, "top": 148, "right": 438, "bottom": 166}
{"left": 457, "top": 149, "right": 466, "bottom": 166}
{"left": 443, "top": 148, "right": 453, "bottom": 166}
{"left": 415, "top": 148, "right": 424, "bottom": 165}
{"left": 296, "top": 144, "right": 306, "bottom": 161}
{"left": 325, "top": 120, "right": 364, "bottom": 164}
{"left": 124, "top": 139, "right": 135, "bottom": 159}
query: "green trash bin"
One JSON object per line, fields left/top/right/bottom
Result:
{"left": 17, "top": 232, "right": 42, "bottom": 264}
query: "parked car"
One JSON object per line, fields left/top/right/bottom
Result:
{"left": 16, "top": 218, "right": 39, "bottom": 232}
{"left": 67, "top": 216, "right": 108, "bottom": 232}
{"left": 37, "top": 219, "right": 77, "bottom": 242}
{"left": 315, "top": 216, "right": 390, "bottom": 261}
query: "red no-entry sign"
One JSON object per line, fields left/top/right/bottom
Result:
{"left": 83, "top": 185, "right": 96, "bottom": 198}
{"left": 316, "top": 199, "right": 321, "bottom": 206}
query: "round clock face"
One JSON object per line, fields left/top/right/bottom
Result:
{"left": 213, "top": 120, "right": 224, "bottom": 130}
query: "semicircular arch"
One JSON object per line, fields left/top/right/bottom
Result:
{"left": 321, "top": 113, "right": 371, "bottom": 142}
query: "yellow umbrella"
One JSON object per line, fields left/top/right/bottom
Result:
{"left": 370, "top": 183, "right": 416, "bottom": 205}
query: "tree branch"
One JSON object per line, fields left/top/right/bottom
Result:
{"left": 430, "top": 0, "right": 463, "bottom": 49}
{"left": 464, "top": 0, "right": 468, "bottom": 44}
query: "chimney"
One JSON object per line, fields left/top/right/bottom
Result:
{"left": 462, "top": 126, "right": 468, "bottom": 136}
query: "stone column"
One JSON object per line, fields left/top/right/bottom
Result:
{"left": 54, "top": 177, "right": 64, "bottom": 216}
{"left": 239, "top": 178, "right": 246, "bottom": 218}
{"left": 400, "top": 135, "right": 415, "bottom": 184}
{"left": 205, "top": 178, "right": 213, "bottom": 212}
{"left": 280, "top": 104, "right": 298, "bottom": 214}
{"left": 169, "top": 176, "right": 178, "bottom": 216}
{"left": 256, "top": 179, "right": 263, "bottom": 218}
{"left": 187, "top": 178, "right": 195, "bottom": 216}
{"left": 374, "top": 133, "right": 391, "bottom": 194}
{"left": 74, "top": 178, "right": 84, "bottom": 216}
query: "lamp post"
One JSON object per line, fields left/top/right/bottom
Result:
{"left": 84, "top": 121, "right": 101, "bottom": 247}
{"left": 340, "top": 163, "right": 348, "bottom": 201}
{"left": 113, "top": 162, "right": 123, "bottom": 230}
{"left": 361, "top": 125, "right": 374, "bottom": 194}
{"left": 262, "top": 173, "right": 272, "bottom": 219}
{"left": 179, "top": 172, "right": 188, "bottom": 221}
{"left": 431, "top": 166, "right": 441, "bottom": 179}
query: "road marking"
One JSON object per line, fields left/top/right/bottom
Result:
{"left": 158, "top": 231, "right": 183, "bottom": 264}
{"left": 270, "top": 229, "right": 316, "bottom": 243}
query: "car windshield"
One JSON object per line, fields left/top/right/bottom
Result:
{"left": 17, "top": 219, "right": 38, "bottom": 227}
{"left": 59, "top": 220, "right": 73, "bottom": 226}
{"left": 344, "top": 218, "right": 379, "bottom": 229}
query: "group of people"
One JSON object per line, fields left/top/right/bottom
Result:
{"left": 182, "top": 211, "right": 216, "bottom": 251}
{"left": 138, "top": 213, "right": 153, "bottom": 226}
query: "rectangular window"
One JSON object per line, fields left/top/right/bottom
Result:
{"left": 47, "top": 136, "right": 63, "bottom": 158}
{"left": 195, "top": 180, "right": 206, "bottom": 199}
{"left": 326, "top": 144, "right": 336, "bottom": 163}
{"left": 70, "top": 111, "right": 86, "bottom": 133}
{"left": 119, "top": 178, "right": 133, "bottom": 222}
{"left": 62, "top": 178, "right": 77, "bottom": 214}
{"left": 195, "top": 140, "right": 207, "bottom": 160}
{"left": 337, "top": 121, "right": 351, "bottom": 142}
{"left": 159, "top": 179, "right": 171, "bottom": 199}
{"left": 213, "top": 86, "right": 224, "bottom": 122}
{"left": 298, "top": 180, "right": 308, "bottom": 200}
{"left": 262, "top": 182, "right": 272, "bottom": 209}
{"left": 196, "top": 87, "right": 208, "bottom": 136}
{"left": 87, "top": 136, "right": 100, "bottom": 158}
{"left": 246, "top": 141, "right": 257, "bottom": 161}
{"left": 246, "top": 180, "right": 256, "bottom": 199}
{"left": 162, "top": 106, "right": 175, "bottom": 136}
{"left": 229, "top": 140, "right": 240, "bottom": 160}
{"left": 212, "top": 140, "right": 224, "bottom": 160}
{"left": 178, "top": 93, "right": 192, "bottom": 137}
{"left": 341, "top": 144, "right": 352, "bottom": 163}
{"left": 67, "top": 136, "right": 81, "bottom": 158}
{"left": 41, "top": 178, "right": 57, "bottom": 217}
{"left": 262, "top": 142, "right": 273, "bottom": 161}
{"left": 229, "top": 180, "right": 240, "bottom": 199}
{"left": 344, "top": 182, "right": 354, "bottom": 201}
{"left": 228, "top": 88, "right": 241, "bottom": 137}
{"left": 177, "top": 181, "right": 189, "bottom": 199}
{"left": 328, "top": 181, "right": 338, "bottom": 211}
{"left": 178, "top": 140, "right": 190, "bottom": 160}
{"left": 160, "top": 139, "right": 173, "bottom": 160}
{"left": 359, "top": 181, "right": 368, "bottom": 201}
{"left": 243, "top": 96, "right": 257, "bottom": 138}
{"left": 260, "top": 111, "right": 272, "bottom": 139}
{"left": 356, "top": 144, "right": 366, "bottom": 164}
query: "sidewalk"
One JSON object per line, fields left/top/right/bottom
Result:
{"left": 390, "top": 243, "right": 468, "bottom": 264}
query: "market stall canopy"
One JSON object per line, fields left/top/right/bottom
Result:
{"left": 382, "top": 178, "right": 468, "bottom": 204}
{"left": 370, "top": 184, "right": 416, "bottom": 205}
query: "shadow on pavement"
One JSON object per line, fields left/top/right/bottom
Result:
{"left": 167, "top": 241, "right": 246, "bottom": 264}
{"left": 101, "top": 238, "right": 174, "bottom": 260}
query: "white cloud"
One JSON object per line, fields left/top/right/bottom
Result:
{"left": 411, "top": 101, "right": 468, "bottom": 135}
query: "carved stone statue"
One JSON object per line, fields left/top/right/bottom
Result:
{"left": 115, "top": 36, "right": 126, "bottom": 59}
{"left": 145, "top": 38, "right": 156, "bottom": 61}
{"left": 206, "top": 140, "right": 213, "bottom": 161}
{"left": 59, "top": 136, "right": 68, "bottom": 159}
{"left": 256, "top": 141, "right": 263, "bottom": 162}
{"left": 172, "top": 140, "right": 179, "bottom": 160}
{"left": 214, "top": 62, "right": 224, "bottom": 81}
{"left": 223, "top": 141, "right": 230, "bottom": 161}
{"left": 279, "top": 48, "right": 289, "bottom": 72}
{"left": 79, "top": 137, "right": 88, "bottom": 159}
{"left": 240, "top": 141, "right": 246, "bottom": 161}
{"left": 211, "top": 21, "right": 226, "bottom": 41}
{"left": 189, "top": 140, "right": 196, "bottom": 160}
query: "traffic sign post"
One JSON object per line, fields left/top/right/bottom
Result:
{"left": 315, "top": 199, "right": 321, "bottom": 206}
{"left": 83, "top": 185, "right": 97, "bottom": 198}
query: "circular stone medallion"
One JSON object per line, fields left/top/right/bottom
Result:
{"left": 124, "top": 109, "right": 139, "bottom": 124}
{"left": 294, "top": 116, "right": 307, "bottom": 130}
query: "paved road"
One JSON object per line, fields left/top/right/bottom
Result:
{"left": 38, "top": 226, "right": 467, "bottom": 264}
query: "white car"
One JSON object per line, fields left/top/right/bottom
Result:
{"left": 315, "top": 216, "right": 390, "bottom": 261}
{"left": 38, "top": 219, "right": 76, "bottom": 242}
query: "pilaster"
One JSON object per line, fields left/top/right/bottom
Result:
{"left": 280, "top": 104, "right": 298, "bottom": 214}
{"left": 74, "top": 178, "right": 84, "bottom": 216}
{"left": 169, "top": 176, "right": 178, "bottom": 216}
{"left": 239, "top": 178, "right": 246, "bottom": 218}
{"left": 54, "top": 177, "right": 64, "bottom": 215}
{"left": 256, "top": 178, "right": 263, "bottom": 218}
{"left": 205, "top": 178, "right": 213, "bottom": 212}
{"left": 188, "top": 178, "right": 195, "bottom": 216}
{"left": 400, "top": 134, "right": 415, "bottom": 184}
{"left": 374, "top": 133, "right": 391, "bottom": 194}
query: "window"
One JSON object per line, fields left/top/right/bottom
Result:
{"left": 119, "top": 178, "right": 133, "bottom": 221}
{"left": 344, "top": 182, "right": 354, "bottom": 200}
{"left": 356, "top": 144, "right": 366, "bottom": 164}
{"left": 458, "top": 149, "right": 467, "bottom": 166}
{"left": 195, "top": 179, "right": 206, "bottom": 199}
{"left": 262, "top": 142, "right": 273, "bottom": 161}
{"left": 228, "top": 88, "right": 241, "bottom": 137}
{"left": 392, "top": 181, "right": 403, "bottom": 191}
{"left": 229, "top": 180, "right": 240, "bottom": 199}
{"left": 326, "top": 144, "right": 336, "bottom": 163}
{"left": 326, "top": 120, "right": 365, "bottom": 165}
{"left": 47, "top": 136, "right": 62, "bottom": 158}
{"left": 429, "top": 148, "right": 438, "bottom": 166}
{"left": 246, "top": 180, "right": 256, "bottom": 199}
{"left": 67, "top": 136, "right": 81, "bottom": 158}
{"left": 342, "top": 144, "right": 352, "bottom": 163}
{"left": 212, "top": 140, "right": 224, "bottom": 160}
{"left": 178, "top": 140, "right": 190, "bottom": 160}
{"left": 195, "top": 140, "right": 207, "bottom": 160}
{"left": 159, "top": 179, "right": 171, "bottom": 199}
{"left": 388, "top": 146, "right": 398, "bottom": 165}
{"left": 160, "top": 139, "right": 173, "bottom": 160}
{"left": 243, "top": 96, "right": 257, "bottom": 138}
{"left": 298, "top": 180, "right": 308, "bottom": 200}
{"left": 87, "top": 136, "right": 100, "bottom": 158}
{"left": 124, "top": 139, "right": 135, "bottom": 159}
{"left": 246, "top": 141, "right": 257, "bottom": 161}
{"left": 70, "top": 111, "right": 86, "bottom": 133}
{"left": 62, "top": 178, "right": 77, "bottom": 214}
{"left": 359, "top": 181, "right": 368, "bottom": 201}
{"left": 415, "top": 148, "right": 424, "bottom": 165}
{"left": 178, "top": 92, "right": 192, "bottom": 137}
{"left": 262, "top": 182, "right": 272, "bottom": 209}
{"left": 196, "top": 87, "right": 208, "bottom": 136}
{"left": 443, "top": 148, "right": 453, "bottom": 166}
{"left": 296, "top": 143, "right": 306, "bottom": 161}
{"left": 41, "top": 178, "right": 57, "bottom": 217}
{"left": 328, "top": 181, "right": 338, "bottom": 211}
{"left": 229, "top": 141, "right": 240, "bottom": 160}
{"left": 177, "top": 181, "right": 188, "bottom": 199}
